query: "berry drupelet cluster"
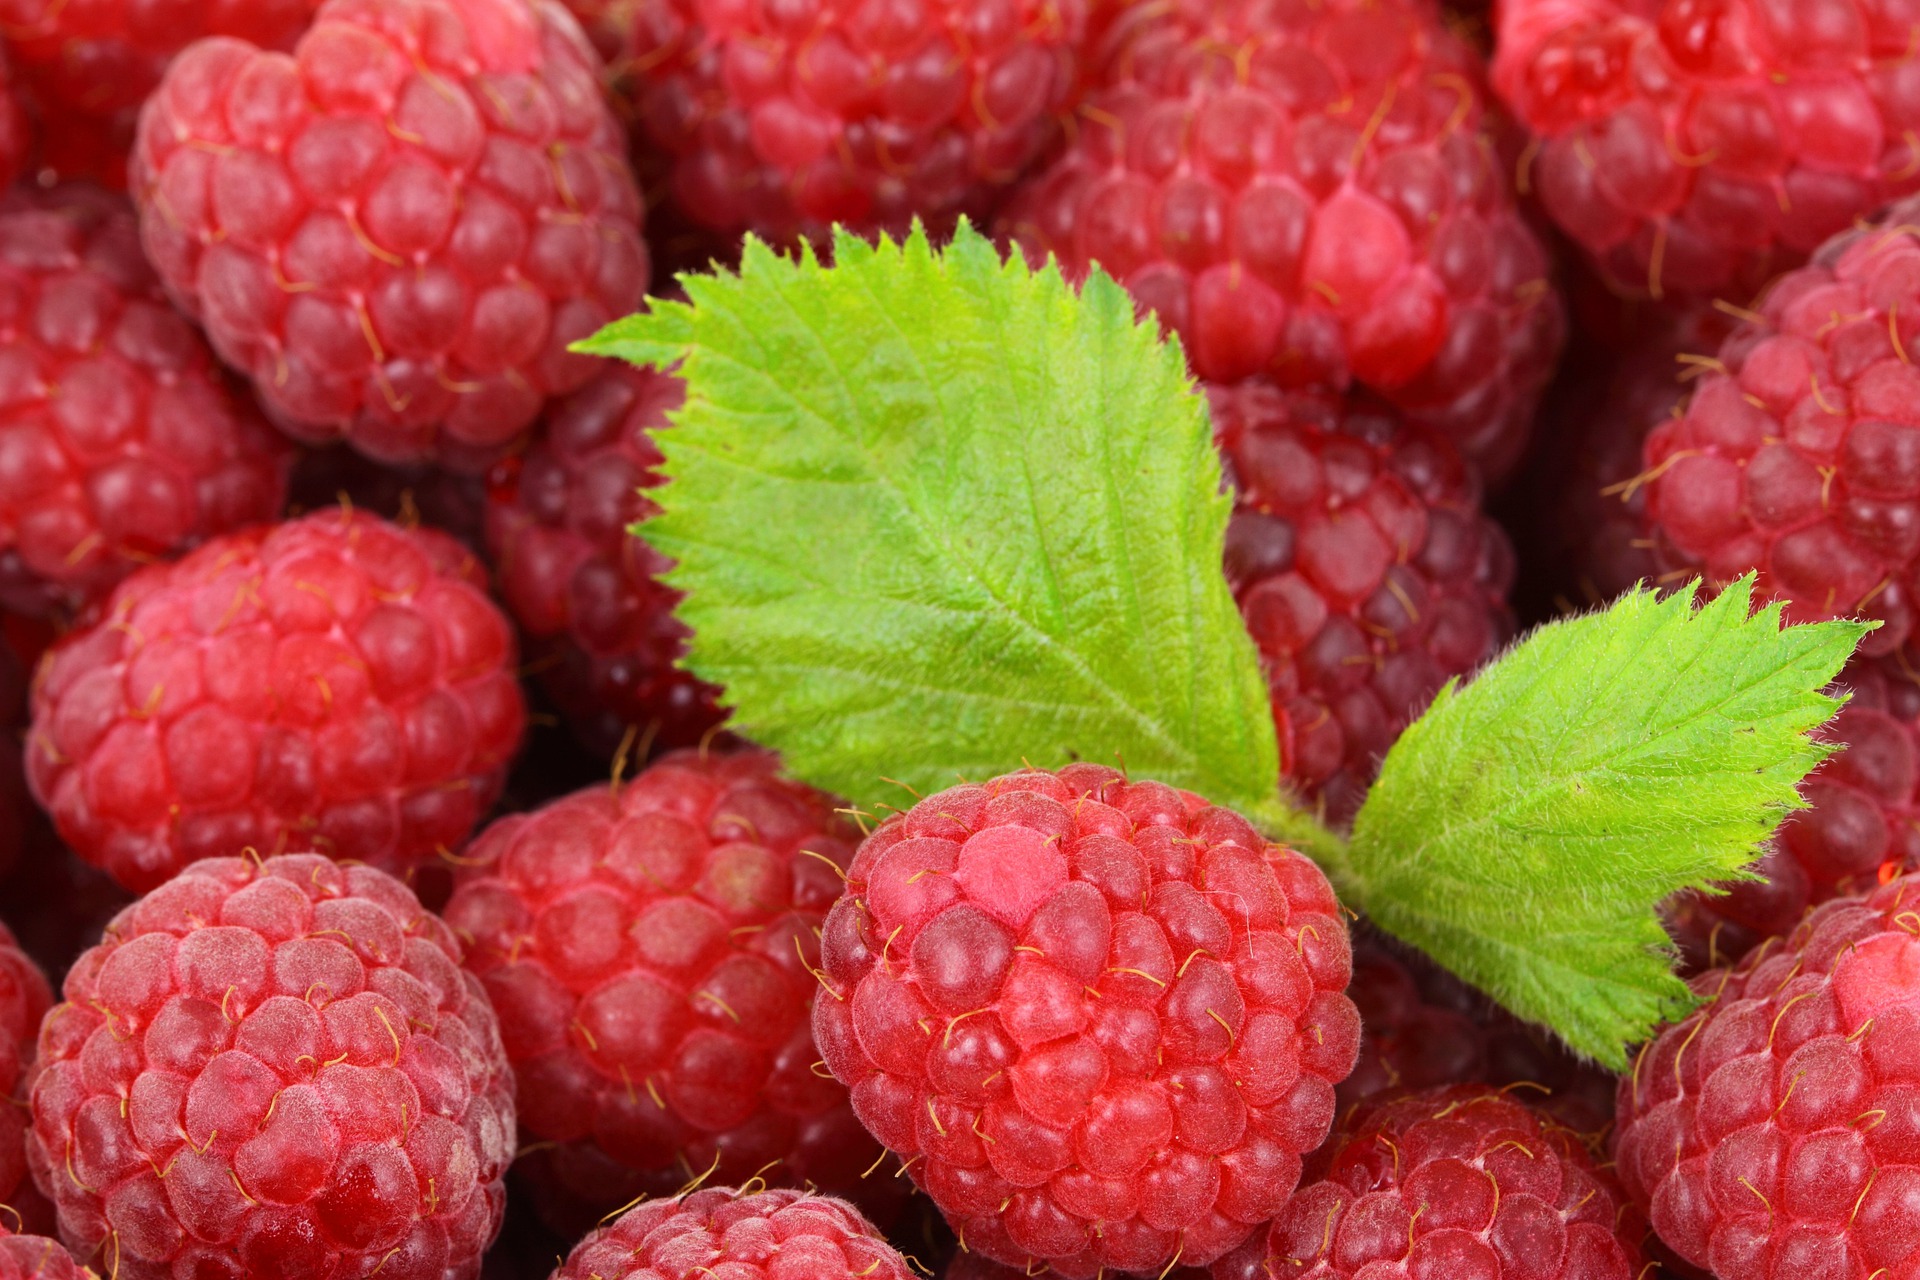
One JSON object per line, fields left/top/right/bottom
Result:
{"left": 130, "top": 0, "right": 650, "bottom": 471}
{"left": 814, "top": 763, "right": 1361, "bottom": 1279}
{"left": 27, "top": 508, "right": 526, "bottom": 892}
{"left": 0, "top": 184, "right": 292, "bottom": 619}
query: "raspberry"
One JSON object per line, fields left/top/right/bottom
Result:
{"left": 0, "top": 184, "right": 293, "bottom": 620}
{"left": 25, "top": 508, "right": 527, "bottom": 892}
{"left": 999, "top": 0, "right": 1564, "bottom": 477}
{"left": 1254, "top": 1086, "right": 1645, "bottom": 1278}
{"left": 1216, "top": 383, "right": 1514, "bottom": 822}
{"left": 441, "top": 749, "right": 891, "bottom": 1232}
{"left": 1638, "top": 193, "right": 1920, "bottom": 655}
{"left": 552, "top": 1187, "right": 915, "bottom": 1280}
{"left": 1492, "top": 0, "right": 1920, "bottom": 304}
{"left": 579, "top": 0, "right": 1088, "bottom": 248}
{"left": 25, "top": 853, "right": 515, "bottom": 1280}
{"left": 0, "top": 921, "right": 52, "bottom": 1224}
{"left": 1342, "top": 932, "right": 1621, "bottom": 1137}
{"left": 0, "top": 0, "right": 320, "bottom": 188}
{"left": 1613, "top": 872, "right": 1920, "bottom": 1277}
{"left": 484, "top": 363, "right": 725, "bottom": 757}
{"left": 814, "top": 763, "right": 1361, "bottom": 1278}
{"left": 129, "top": 0, "right": 650, "bottom": 472}
{"left": 1663, "top": 650, "right": 1920, "bottom": 970}
{"left": 0, "top": 1226, "right": 93, "bottom": 1279}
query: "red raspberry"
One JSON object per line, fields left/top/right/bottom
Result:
{"left": 1493, "top": 0, "right": 1920, "bottom": 304}
{"left": 484, "top": 363, "right": 724, "bottom": 757}
{"left": 0, "top": 921, "right": 52, "bottom": 1224}
{"left": 1637, "top": 193, "right": 1920, "bottom": 655}
{"left": 442, "top": 750, "right": 890, "bottom": 1232}
{"left": 25, "top": 508, "right": 527, "bottom": 892}
{"left": 1000, "top": 0, "right": 1564, "bottom": 477}
{"left": 0, "top": 0, "right": 320, "bottom": 188}
{"left": 1216, "top": 383, "right": 1514, "bottom": 822}
{"left": 26, "top": 853, "right": 515, "bottom": 1280}
{"left": 578, "top": 0, "right": 1088, "bottom": 247}
{"left": 0, "top": 1226, "right": 93, "bottom": 1279}
{"left": 1253, "top": 1086, "right": 1645, "bottom": 1278}
{"left": 553, "top": 1187, "right": 914, "bottom": 1280}
{"left": 0, "top": 184, "right": 293, "bottom": 620}
{"left": 129, "top": 0, "right": 650, "bottom": 472}
{"left": 1613, "top": 872, "right": 1920, "bottom": 1277}
{"left": 814, "top": 763, "right": 1361, "bottom": 1278}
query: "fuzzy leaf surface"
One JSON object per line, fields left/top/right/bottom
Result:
{"left": 1347, "top": 579, "right": 1868, "bottom": 1067}
{"left": 577, "top": 223, "right": 1283, "bottom": 817}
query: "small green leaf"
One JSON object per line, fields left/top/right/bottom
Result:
{"left": 581, "top": 222, "right": 1284, "bottom": 818}
{"left": 1345, "top": 578, "right": 1868, "bottom": 1068}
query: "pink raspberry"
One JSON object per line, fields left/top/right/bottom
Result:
{"left": 553, "top": 1187, "right": 914, "bottom": 1280}
{"left": 578, "top": 0, "right": 1088, "bottom": 247}
{"left": 484, "top": 363, "right": 725, "bottom": 757}
{"left": 26, "top": 508, "right": 527, "bottom": 892}
{"left": 0, "top": 183, "right": 293, "bottom": 620}
{"left": 1614, "top": 871, "right": 1920, "bottom": 1277}
{"left": 0, "top": 1225, "right": 93, "bottom": 1279}
{"left": 1638, "top": 193, "right": 1920, "bottom": 656}
{"left": 130, "top": 0, "right": 649, "bottom": 472}
{"left": 0, "top": 921, "right": 51, "bottom": 1224}
{"left": 1216, "top": 383, "right": 1514, "bottom": 821}
{"left": 442, "top": 750, "right": 890, "bottom": 1232}
{"left": 1255, "top": 1086, "right": 1645, "bottom": 1278}
{"left": 814, "top": 763, "right": 1361, "bottom": 1278}
{"left": 1000, "top": 0, "right": 1564, "bottom": 477}
{"left": 0, "top": 0, "right": 320, "bottom": 188}
{"left": 1493, "top": 0, "right": 1920, "bottom": 304}
{"left": 26, "top": 853, "right": 515, "bottom": 1280}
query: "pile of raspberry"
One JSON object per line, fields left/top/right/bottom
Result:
{"left": 1216, "top": 383, "right": 1513, "bottom": 820}
{"left": 484, "top": 364, "right": 725, "bottom": 756}
{"left": 1001, "top": 0, "right": 1564, "bottom": 476}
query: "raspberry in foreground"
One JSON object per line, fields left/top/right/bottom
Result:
{"left": 0, "top": 921, "right": 51, "bottom": 1223}
{"left": 485, "top": 363, "right": 725, "bottom": 757}
{"left": 442, "top": 750, "right": 888, "bottom": 1230}
{"left": 580, "top": 0, "right": 1088, "bottom": 248}
{"left": 0, "top": 184, "right": 293, "bottom": 620}
{"left": 26, "top": 853, "right": 515, "bottom": 1280}
{"left": 552, "top": 1187, "right": 914, "bottom": 1280}
{"left": 1615, "top": 872, "right": 1920, "bottom": 1277}
{"left": 130, "top": 0, "right": 649, "bottom": 472}
{"left": 1216, "top": 383, "right": 1514, "bottom": 821}
{"left": 1639, "top": 194, "right": 1920, "bottom": 655}
{"left": 1256, "top": 1086, "right": 1645, "bottom": 1278}
{"left": 1493, "top": 0, "right": 1916, "bottom": 303}
{"left": 0, "top": 0, "right": 320, "bottom": 188}
{"left": 814, "top": 763, "right": 1361, "bottom": 1278}
{"left": 26, "top": 508, "right": 526, "bottom": 892}
{"left": 1000, "top": 0, "right": 1564, "bottom": 476}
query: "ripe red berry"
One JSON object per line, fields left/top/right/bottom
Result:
{"left": 1493, "top": 0, "right": 1918, "bottom": 303}
{"left": 1254, "top": 1085, "right": 1645, "bottom": 1278}
{"left": 814, "top": 763, "right": 1361, "bottom": 1278}
{"left": 553, "top": 1186, "right": 915, "bottom": 1280}
{"left": 483, "top": 363, "right": 725, "bottom": 757}
{"left": 130, "top": 0, "right": 649, "bottom": 471}
{"left": 26, "top": 853, "right": 515, "bottom": 1280}
{"left": 1639, "top": 194, "right": 1920, "bottom": 655}
{"left": 1001, "top": 0, "right": 1563, "bottom": 477}
{"left": 26, "top": 508, "right": 527, "bottom": 892}
{"left": 0, "top": 1225, "right": 94, "bottom": 1279}
{"left": 0, "top": 921, "right": 51, "bottom": 1222}
{"left": 442, "top": 749, "right": 892, "bottom": 1230}
{"left": 1615, "top": 872, "right": 1920, "bottom": 1277}
{"left": 1216, "top": 383, "right": 1513, "bottom": 821}
{"left": 577, "top": 0, "right": 1088, "bottom": 247}
{"left": 0, "top": 0, "right": 320, "bottom": 188}
{"left": 0, "top": 184, "right": 292, "bottom": 620}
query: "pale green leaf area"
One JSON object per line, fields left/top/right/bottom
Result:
{"left": 576, "top": 222, "right": 1283, "bottom": 817}
{"left": 1344, "top": 579, "right": 1869, "bottom": 1068}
